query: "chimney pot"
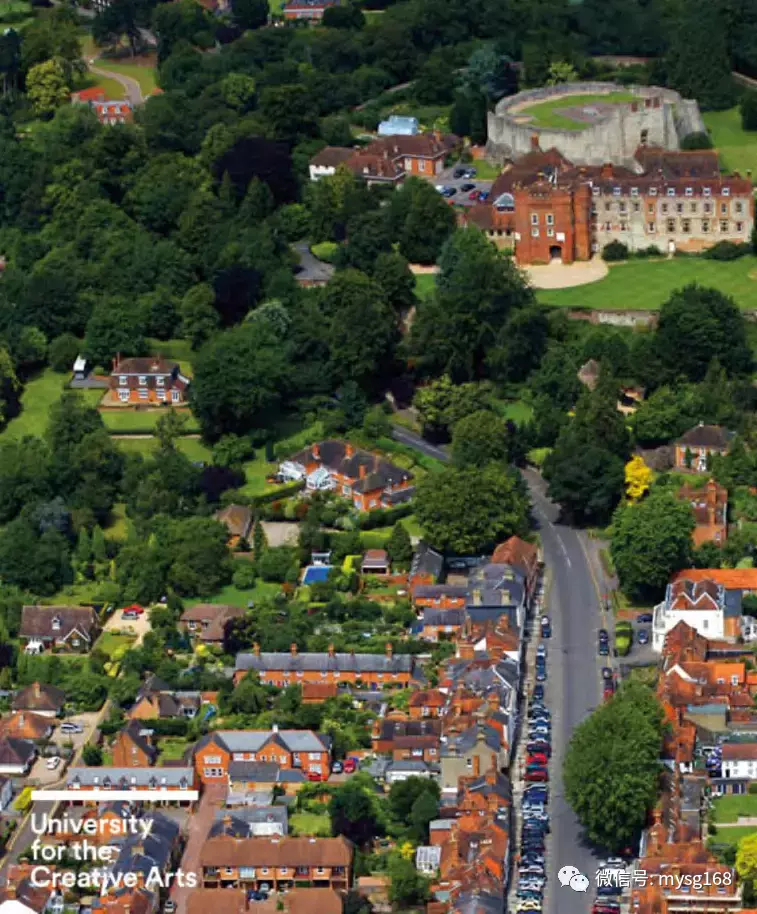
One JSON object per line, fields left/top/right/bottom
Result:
{"left": 345, "top": 443, "right": 354, "bottom": 458}
{"left": 253, "top": 642, "right": 260, "bottom": 656}
{"left": 312, "top": 443, "right": 320, "bottom": 460}
{"left": 359, "top": 465, "right": 366, "bottom": 479}
{"left": 291, "top": 643, "right": 298, "bottom": 656}
{"left": 386, "top": 642, "right": 393, "bottom": 659}
{"left": 328, "top": 643, "right": 335, "bottom": 656}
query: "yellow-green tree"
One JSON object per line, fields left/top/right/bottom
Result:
{"left": 26, "top": 59, "right": 70, "bottom": 117}
{"left": 736, "top": 832, "right": 757, "bottom": 882}
{"left": 625, "top": 455, "right": 653, "bottom": 502}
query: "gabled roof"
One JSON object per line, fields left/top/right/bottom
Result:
{"left": 289, "top": 440, "right": 412, "bottom": 491}
{"left": 194, "top": 729, "right": 331, "bottom": 756}
{"left": 0, "top": 712, "right": 53, "bottom": 741}
{"left": 199, "top": 835, "right": 353, "bottom": 868}
{"left": 120, "top": 720, "right": 158, "bottom": 763}
{"left": 19, "top": 605, "right": 97, "bottom": 642}
{"left": 0, "top": 737, "right": 35, "bottom": 767}
{"left": 112, "top": 356, "right": 180, "bottom": 376}
{"left": 235, "top": 650, "right": 418, "bottom": 675}
{"left": 676, "top": 423, "right": 733, "bottom": 450}
{"left": 12, "top": 682, "right": 66, "bottom": 713}
{"left": 214, "top": 504, "right": 253, "bottom": 539}
{"left": 671, "top": 568, "right": 757, "bottom": 591}
{"left": 310, "top": 146, "right": 354, "bottom": 168}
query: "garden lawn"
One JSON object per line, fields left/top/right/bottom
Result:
{"left": 206, "top": 580, "right": 282, "bottom": 609}
{"left": 101, "top": 408, "right": 200, "bottom": 434}
{"left": 240, "top": 419, "right": 323, "bottom": 495}
{"left": 114, "top": 437, "right": 212, "bottom": 462}
{"left": 95, "top": 58, "right": 157, "bottom": 96}
{"left": 414, "top": 273, "right": 437, "bottom": 301}
{"left": 712, "top": 793, "right": 757, "bottom": 823}
{"left": 537, "top": 256, "right": 757, "bottom": 311}
{"left": 703, "top": 107, "right": 757, "bottom": 177}
{"left": 80, "top": 71, "right": 126, "bottom": 100}
{"left": 93, "top": 631, "right": 137, "bottom": 658}
{"left": 157, "top": 737, "right": 191, "bottom": 763}
{"left": 710, "top": 824, "right": 757, "bottom": 847}
{"left": 360, "top": 514, "right": 424, "bottom": 548}
{"left": 471, "top": 160, "right": 501, "bottom": 180}
{"left": 519, "top": 92, "right": 636, "bottom": 129}
{"left": 290, "top": 812, "right": 332, "bottom": 836}
{"left": 2, "top": 370, "right": 68, "bottom": 440}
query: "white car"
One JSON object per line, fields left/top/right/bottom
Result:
{"left": 46, "top": 756, "right": 61, "bottom": 770}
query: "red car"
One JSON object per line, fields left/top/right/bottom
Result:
{"left": 468, "top": 190, "right": 478, "bottom": 200}
{"left": 307, "top": 771, "right": 325, "bottom": 782}
{"left": 122, "top": 604, "right": 144, "bottom": 616}
{"left": 593, "top": 905, "right": 621, "bottom": 914}
{"left": 526, "top": 753, "right": 549, "bottom": 766}
{"left": 603, "top": 684, "right": 615, "bottom": 701}
{"left": 524, "top": 768, "right": 549, "bottom": 782}
{"left": 343, "top": 758, "right": 357, "bottom": 774}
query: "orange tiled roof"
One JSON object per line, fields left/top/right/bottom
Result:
{"left": 671, "top": 568, "right": 757, "bottom": 589}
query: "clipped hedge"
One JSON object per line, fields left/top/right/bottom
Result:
{"left": 357, "top": 502, "right": 414, "bottom": 530}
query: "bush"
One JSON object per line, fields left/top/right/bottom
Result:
{"left": 741, "top": 91, "right": 757, "bottom": 131}
{"left": 232, "top": 562, "right": 257, "bottom": 589}
{"left": 49, "top": 333, "right": 81, "bottom": 373}
{"left": 748, "top": 782, "right": 757, "bottom": 794}
{"left": 633, "top": 245, "right": 663, "bottom": 259}
{"left": 680, "top": 131, "right": 713, "bottom": 150}
{"left": 138, "top": 718, "right": 189, "bottom": 736}
{"left": 357, "top": 503, "right": 414, "bottom": 530}
{"left": 703, "top": 240, "right": 751, "bottom": 261}
{"left": 311, "top": 241, "right": 340, "bottom": 263}
{"left": 602, "top": 240, "right": 629, "bottom": 262}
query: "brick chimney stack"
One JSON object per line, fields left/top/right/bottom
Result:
{"left": 253, "top": 642, "right": 260, "bottom": 656}
{"left": 345, "top": 443, "right": 354, "bottom": 458}
{"left": 290, "top": 643, "right": 298, "bottom": 656}
{"left": 385, "top": 642, "right": 393, "bottom": 659}
{"left": 472, "top": 754, "right": 480, "bottom": 777}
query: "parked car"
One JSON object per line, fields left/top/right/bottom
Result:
{"left": 164, "top": 903, "right": 176, "bottom": 914}
{"left": 637, "top": 628, "right": 650, "bottom": 645}
{"left": 478, "top": 190, "right": 490, "bottom": 202}
{"left": 603, "top": 684, "right": 615, "bottom": 701}
{"left": 532, "top": 684, "right": 544, "bottom": 701}
{"left": 463, "top": 167, "right": 477, "bottom": 178}
{"left": 441, "top": 187, "right": 456, "bottom": 198}
{"left": 453, "top": 168, "right": 467, "bottom": 179}
{"left": 526, "top": 753, "right": 549, "bottom": 766}
{"left": 460, "top": 182, "right": 476, "bottom": 193}
{"left": 598, "top": 628, "right": 609, "bottom": 641}
{"left": 535, "top": 666, "right": 547, "bottom": 682}
{"left": 593, "top": 904, "right": 621, "bottom": 914}
{"left": 597, "top": 885, "right": 622, "bottom": 897}
{"left": 331, "top": 761, "right": 343, "bottom": 775}
{"left": 468, "top": 189, "right": 479, "bottom": 199}
{"left": 536, "top": 643, "right": 547, "bottom": 659}
{"left": 524, "top": 786, "right": 548, "bottom": 800}
{"left": 60, "top": 722, "right": 83, "bottom": 734}
{"left": 343, "top": 758, "right": 357, "bottom": 773}
{"left": 527, "top": 741, "right": 551, "bottom": 756}
{"left": 524, "top": 768, "right": 549, "bottom": 782}
{"left": 598, "top": 641, "right": 610, "bottom": 656}
{"left": 307, "top": 771, "right": 325, "bottom": 782}
{"left": 46, "top": 756, "right": 61, "bottom": 770}
{"left": 601, "top": 667, "right": 613, "bottom": 681}
{"left": 636, "top": 612, "right": 653, "bottom": 624}
{"left": 540, "top": 616, "right": 551, "bottom": 637}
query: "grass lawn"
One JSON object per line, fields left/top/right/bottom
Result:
{"left": 239, "top": 420, "right": 323, "bottom": 496}
{"left": 414, "top": 273, "right": 437, "bottom": 301}
{"left": 710, "top": 824, "right": 757, "bottom": 847}
{"left": 712, "top": 793, "right": 757, "bottom": 823}
{"left": 206, "top": 580, "right": 282, "bottom": 609}
{"left": 2, "top": 369, "right": 68, "bottom": 441}
{"left": 0, "top": 0, "right": 34, "bottom": 27}
{"left": 79, "top": 70, "right": 126, "bottom": 100}
{"left": 114, "top": 437, "right": 212, "bottom": 463}
{"left": 519, "top": 92, "right": 636, "bottom": 130}
{"left": 104, "top": 502, "right": 131, "bottom": 541}
{"left": 703, "top": 107, "right": 757, "bottom": 177}
{"left": 471, "top": 160, "right": 501, "bottom": 180}
{"left": 95, "top": 58, "right": 157, "bottom": 96}
{"left": 101, "top": 408, "right": 200, "bottom": 434}
{"left": 360, "top": 514, "right": 424, "bottom": 548}
{"left": 157, "top": 737, "right": 191, "bottom": 763}
{"left": 537, "top": 256, "right": 757, "bottom": 311}
{"left": 290, "top": 812, "right": 332, "bottom": 836}
{"left": 493, "top": 398, "right": 534, "bottom": 425}
{"left": 93, "top": 631, "right": 137, "bottom": 658}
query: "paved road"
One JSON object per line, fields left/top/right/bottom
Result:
{"left": 391, "top": 425, "right": 449, "bottom": 462}
{"left": 524, "top": 469, "right": 607, "bottom": 914}
{"left": 0, "top": 800, "right": 53, "bottom": 884}
{"left": 89, "top": 63, "right": 144, "bottom": 106}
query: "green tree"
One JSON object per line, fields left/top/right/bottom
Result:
{"left": 388, "top": 855, "right": 429, "bottom": 907}
{"left": 0, "top": 517, "right": 72, "bottom": 596}
{"left": 610, "top": 491, "right": 694, "bottom": 601}
{"left": 410, "top": 229, "right": 534, "bottom": 381}
{"left": 221, "top": 72, "right": 257, "bottom": 111}
{"left": 84, "top": 298, "right": 147, "bottom": 367}
{"left": 564, "top": 682, "right": 663, "bottom": 851}
{"left": 451, "top": 410, "right": 513, "bottom": 468}
{"left": 631, "top": 385, "right": 698, "bottom": 446}
{"left": 413, "top": 375, "right": 490, "bottom": 439}
{"left": 0, "top": 438, "right": 51, "bottom": 524}
{"left": 48, "top": 333, "right": 81, "bottom": 373}
{"left": 93, "top": 0, "right": 152, "bottom": 56}
{"left": 742, "top": 91, "right": 757, "bottom": 130}
{"left": 410, "top": 789, "right": 440, "bottom": 843}
{"left": 230, "top": 0, "right": 268, "bottom": 29}
{"left": 26, "top": 59, "right": 70, "bottom": 117}
{"left": 664, "top": 0, "right": 735, "bottom": 110}
{"left": 386, "top": 523, "right": 413, "bottom": 570}
{"left": 329, "top": 778, "right": 384, "bottom": 846}
{"left": 388, "top": 177, "right": 457, "bottom": 265}
{"left": 180, "top": 283, "right": 220, "bottom": 349}
{"left": 253, "top": 516, "right": 268, "bottom": 562}
{"left": 487, "top": 305, "right": 550, "bottom": 383}
{"left": 655, "top": 285, "right": 752, "bottom": 382}
{"left": 373, "top": 252, "right": 416, "bottom": 314}
{"left": 415, "top": 464, "right": 529, "bottom": 554}
{"left": 82, "top": 744, "right": 103, "bottom": 766}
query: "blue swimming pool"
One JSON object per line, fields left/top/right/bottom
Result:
{"left": 302, "top": 565, "right": 333, "bottom": 585}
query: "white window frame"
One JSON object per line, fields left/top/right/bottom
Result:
{"left": 119, "top": 376, "right": 127, "bottom": 386}
{"left": 667, "top": 188, "right": 675, "bottom": 197}
{"left": 723, "top": 187, "right": 731, "bottom": 196}
{"left": 685, "top": 187, "right": 693, "bottom": 196}
{"left": 703, "top": 187, "right": 711, "bottom": 197}
{"left": 631, "top": 187, "right": 639, "bottom": 196}
{"left": 649, "top": 187, "right": 658, "bottom": 196}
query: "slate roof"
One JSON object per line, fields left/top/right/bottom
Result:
{"left": 235, "top": 651, "right": 418, "bottom": 675}
{"left": 289, "top": 440, "right": 413, "bottom": 491}
{"left": 440, "top": 724, "right": 502, "bottom": 757}
{"left": 310, "top": 146, "right": 354, "bottom": 168}
{"left": 66, "top": 767, "right": 193, "bottom": 788}
{"left": 227, "top": 762, "right": 306, "bottom": 783}
{"left": 410, "top": 542, "right": 444, "bottom": 581}
{"left": 676, "top": 424, "right": 733, "bottom": 450}
{"left": 423, "top": 609, "right": 467, "bottom": 627}
{"left": 214, "top": 504, "right": 253, "bottom": 540}
{"left": 194, "top": 729, "right": 331, "bottom": 755}
{"left": 451, "top": 889, "right": 504, "bottom": 914}
{"left": 112, "top": 356, "right": 180, "bottom": 377}
{"left": 12, "top": 682, "right": 66, "bottom": 713}
{"left": 415, "top": 585, "right": 469, "bottom": 602}
{"left": 121, "top": 720, "right": 158, "bottom": 763}
{"left": 110, "top": 812, "right": 179, "bottom": 881}
{"left": 211, "top": 806, "right": 289, "bottom": 837}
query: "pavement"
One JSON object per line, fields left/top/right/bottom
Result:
{"left": 391, "top": 425, "right": 450, "bottom": 462}
{"left": 170, "top": 782, "right": 227, "bottom": 914}
{"left": 102, "top": 606, "right": 153, "bottom": 647}
{"left": 524, "top": 258, "right": 609, "bottom": 290}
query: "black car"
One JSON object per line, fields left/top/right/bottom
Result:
{"left": 459, "top": 182, "right": 476, "bottom": 192}
{"left": 636, "top": 612, "right": 653, "bottom": 624}
{"left": 598, "top": 628, "right": 609, "bottom": 641}
{"left": 532, "top": 684, "right": 544, "bottom": 701}
{"left": 598, "top": 641, "right": 610, "bottom": 656}
{"left": 601, "top": 667, "right": 613, "bottom": 680}
{"left": 453, "top": 167, "right": 466, "bottom": 178}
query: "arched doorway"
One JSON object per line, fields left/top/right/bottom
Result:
{"left": 549, "top": 245, "right": 562, "bottom": 262}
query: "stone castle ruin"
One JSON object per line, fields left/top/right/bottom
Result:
{"left": 486, "top": 82, "right": 705, "bottom": 169}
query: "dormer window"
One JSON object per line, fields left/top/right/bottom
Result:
{"left": 51, "top": 615, "right": 61, "bottom": 631}
{"left": 667, "top": 188, "right": 675, "bottom": 197}
{"left": 649, "top": 187, "right": 658, "bottom": 196}
{"left": 612, "top": 187, "right": 620, "bottom": 196}
{"left": 685, "top": 187, "right": 693, "bottom": 196}
{"left": 723, "top": 187, "right": 731, "bottom": 196}
{"left": 704, "top": 187, "right": 711, "bottom": 196}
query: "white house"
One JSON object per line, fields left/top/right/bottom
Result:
{"left": 308, "top": 146, "right": 353, "bottom": 182}
{"left": 652, "top": 577, "right": 739, "bottom": 652}
{"left": 721, "top": 743, "right": 757, "bottom": 780}
{"left": 0, "top": 737, "right": 36, "bottom": 776}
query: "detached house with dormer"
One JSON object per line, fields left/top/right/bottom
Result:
{"left": 19, "top": 605, "right": 99, "bottom": 654}
{"left": 109, "top": 355, "right": 190, "bottom": 405}
{"left": 652, "top": 576, "right": 742, "bottom": 652}
{"left": 279, "top": 440, "right": 414, "bottom": 512}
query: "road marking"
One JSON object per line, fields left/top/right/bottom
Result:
{"left": 556, "top": 535, "right": 572, "bottom": 568}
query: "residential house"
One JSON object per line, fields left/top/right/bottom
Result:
{"left": 674, "top": 424, "right": 733, "bottom": 472}
{"left": 465, "top": 563, "right": 527, "bottom": 632}
{"left": 65, "top": 767, "right": 196, "bottom": 804}
{"left": 308, "top": 147, "right": 353, "bottom": 181}
{"left": 384, "top": 759, "right": 439, "bottom": 784}
{"left": 677, "top": 479, "right": 728, "bottom": 546}
{"left": 361, "top": 550, "right": 389, "bottom": 575}
{"left": 0, "top": 737, "right": 36, "bottom": 776}
{"left": 670, "top": 567, "right": 757, "bottom": 596}
{"left": 440, "top": 725, "right": 504, "bottom": 791}
{"left": 187, "top": 888, "right": 342, "bottom": 914}
{"left": 652, "top": 577, "right": 742, "bottom": 652}
{"left": 91, "top": 888, "right": 155, "bottom": 914}
{"left": 371, "top": 718, "right": 442, "bottom": 763}
{"left": 720, "top": 743, "right": 757, "bottom": 782}
{"left": 112, "top": 719, "right": 159, "bottom": 768}
{"left": 0, "top": 775, "right": 12, "bottom": 812}
{"left": 490, "top": 536, "right": 540, "bottom": 602}
{"left": 227, "top": 762, "right": 307, "bottom": 798}
{"left": 180, "top": 603, "right": 246, "bottom": 645}
{"left": 107, "top": 812, "right": 181, "bottom": 891}
{"left": 414, "top": 586, "right": 468, "bottom": 613}
{"left": 210, "top": 807, "right": 288, "bottom": 838}
{"left": 199, "top": 835, "right": 353, "bottom": 891}
{"left": 456, "top": 768, "right": 512, "bottom": 817}
{"left": 234, "top": 642, "right": 423, "bottom": 688}
{"left": 0, "top": 867, "right": 62, "bottom": 914}
{"left": 300, "top": 683, "right": 339, "bottom": 703}
{"left": 109, "top": 355, "right": 190, "bottom": 405}
{"left": 71, "top": 88, "right": 134, "bottom": 125}
{"left": 410, "top": 542, "right": 444, "bottom": 591}
{"left": 279, "top": 440, "right": 414, "bottom": 511}
{"left": 419, "top": 608, "right": 467, "bottom": 642}
{"left": 283, "top": 0, "right": 339, "bottom": 20}
{"left": 12, "top": 682, "right": 65, "bottom": 718}
{"left": 128, "top": 675, "right": 203, "bottom": 721}
{"left": 19, "top": 605, "right": 99, "bottom": 654}
{"left": 0, "top": 712, "right": 54, "bottom": 742}
{"left": 214, "top": 504, "right": 253, "bottom": 546}
{"left": 408, "top": 690, "right": 447, "bottom": 719}
{"left": 192, "top": 728, "right": 331, "bottom": 784}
